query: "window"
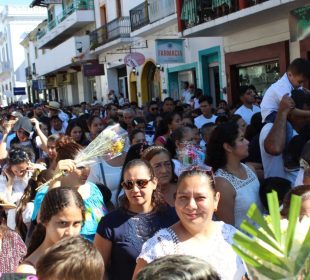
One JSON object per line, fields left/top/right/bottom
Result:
{"left": 116, "top": 0, "right": 122, "bottom": 18}
{"left": 100, "top": 5, "right": 107, "bottom": 26}
{"left": 35, "top": 47, "right": 38, "bottom": 59}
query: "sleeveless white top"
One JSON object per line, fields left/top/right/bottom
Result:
{"left": 138, "top": 222, "right": 246, "bottom": 280}
{"left": 215, "top": 163, "right": 264, "bottom": 229}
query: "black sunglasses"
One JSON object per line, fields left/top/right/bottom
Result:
{"left": 121, "top": 178, "right": 153, "bottom": 191}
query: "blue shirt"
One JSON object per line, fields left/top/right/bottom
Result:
{"left": 32, "top": 182, "right": 107, "bottom": 242}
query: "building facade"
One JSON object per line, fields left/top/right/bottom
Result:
{"left": 0, "top": 5, "right": 45, "bottom": 106}
{"left": 178, "top": 0, "right": 310, "bottom": 105}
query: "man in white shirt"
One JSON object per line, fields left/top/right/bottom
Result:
{"left": 194, "top": 95, "right": 217, "bottom": 129}
{"left": 181, "top": 81, "right": 192, "bottom": 105}
{"left": 234, "top": 85, "right": 261, "bottom": 125}
{"left": 260, "top": 93, "right": 310, "bottom": 184}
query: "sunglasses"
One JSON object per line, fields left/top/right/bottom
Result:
{"left": 151, "top": 107, "right": 158, "bottom": 111}
{"left": 121, "top": 178, "right": 153, "bottom": 191}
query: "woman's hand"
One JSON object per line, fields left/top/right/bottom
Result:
{"left": 55, "top": 159, "right": 76, "bottom": 173}
{"left": 27, "top": 162, "right": 46, "bottom": 172}
{"left": 30, "top": 118, "right": 40, "bottom": 131}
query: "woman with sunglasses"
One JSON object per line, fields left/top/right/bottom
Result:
{"left": 133, "top": 168, "right": 246, "bottom": 280}
{"left": 94, "top": 159, "right": 178, "bottom": 280}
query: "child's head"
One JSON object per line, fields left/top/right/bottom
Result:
{"left": 200, "top": 123, "right": 215, "bottom": 143}
{"left": 36, "top": 236, "right": 104, "bottom": 280}
{"left": 281, "top": 185, "right": 310, "bottom": 219}
{"left": 27, "top": 186, "right": 85, "bottom": 256}
{"left": 259, "top": 177, "right": 291, "bottom": 212}
{"left": 287, "top": 58, "right": 310, "bottom": 88}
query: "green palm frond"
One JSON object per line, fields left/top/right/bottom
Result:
{"left": 233, "top": 191, "right": 310, "bottom": 279}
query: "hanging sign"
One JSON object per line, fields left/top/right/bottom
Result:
{"left": 124, "top": 52, "right": 146, "bottom": 67}
{"left": 156, "top": 39, "right": 184, "bottom": 64}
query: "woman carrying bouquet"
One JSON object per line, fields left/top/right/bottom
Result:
{"left": 31, "top": 136, "right": 107, "bottom": 242}
{"left": 94, "top": 159, "right": 178, "bottom": 280}
{"left": 133, "top": 168, "right": 246, "bottom": 280}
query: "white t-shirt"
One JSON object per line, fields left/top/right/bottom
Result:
{"left": 182, "top": 89, "right": 192, "bottom": 104}
{"left": 194, "top": 114, "right": 217, "bottom": 129}
{"left": 260, "top": 73, "right": 294, "bottom": 122}
{"left": 234, "top": 104, "right": 261, "bottom": 125}
{"left": 259, "top": 123, "right": 298, "bottom": 183}
{"left": 88, "top": 158, "right": 122, "bottom": 206}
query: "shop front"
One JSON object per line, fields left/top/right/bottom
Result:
{"left": 225, "top": 41, "right": 289, "bottom": 105}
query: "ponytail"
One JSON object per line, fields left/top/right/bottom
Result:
{"left": 27, "top": 223, "right": 46, "bottom": 256}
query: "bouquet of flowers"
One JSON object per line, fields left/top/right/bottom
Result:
{"left": 37, "top": 124, "right": 128, "bottom": 190}
{"left": 177, "top": 143, "right": 205, "bottom": 166}
{"left": 232, "top": 191, "right": 309, "bottom": 280}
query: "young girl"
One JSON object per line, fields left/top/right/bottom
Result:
{"left": 16, "top": 186, "right": 85, "bottom": 274}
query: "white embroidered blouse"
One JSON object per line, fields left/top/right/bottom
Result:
{"left": 138, "top": 221, "right": 246, "bottom": 280}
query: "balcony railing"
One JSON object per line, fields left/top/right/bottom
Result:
{"left": 148, "top": 0, "right": 176, "bottom": 23}
{"left": 46, "top": 0, "right": 94, "bottom": 32}
{"left": 130, "top": 0, "right": 176, "bottom": 32}
{"left": 130, "top": 2, "right": 149, "bottom": 32}
{"left": 90, "top": 17, "right": 131, "bottom": 50}
{"left": 181, "top": 0, "right": 269, "bottom": 30}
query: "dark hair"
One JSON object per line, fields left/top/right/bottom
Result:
{"left": 8, "top": 147, "right": 31, "bottom": 165}
{"left": 154, "top": 112, "right": 182, "bottom": 140}
{"left": 36, "top": 236, "right": 104, "bottom": 280}
{"left": 167, "top": 126, "right": 192, "bottom": 158}
{"left": 284, "top": 135, "right": 308, "bottom": 170}
{"left": 132, "top": 117, "right": 146, "bottom": 128}
{"left": 206, "top": 121, "right": 239, "bottom": 171}
{"left": 177, "top": 168, "right": 215, "bottom": 192}
{"left": 195, "top": 88, "right": 203, "bottom": 97}
{"left": 129, "top": 129, "right": 145, "bottom": 144}
{"left": 259, "top": 177, "right": 291, "bottom": 212}
{"left": 15, "top": 170, "right": 51, "bottom": 240}
{"left": 239, "top": 85, "right": 250, "bottom": 97}
{"left": 55, "top": 135, "right": 83, "bottom": 162}
{"left": 137, "top": 255, "right": 220, "bottom": 280}
{"left": 287, "top": 58, "right": 310, "bottom": 77}
{"left": 199, "top": 95, "right": 213, "bottom": 105}
{"left": 245, "top": 112, "right": 263, "bottom": 141}
{"left": 65, "top": 121, "right": 87, "bottom": 145}
{"left": 27, "top": 186, "right": 85, "bottom": 256}
{"left": 281, "top": 185, "right": 310, "bottom": 218}
{"left": 291, "top": 89, "right": 310, "bottom": 110}
{"left": 215, "top": 115, "right": 228, "bottom": 125}
{"left": 50, "top": 115, "right": 62, "bottom": 122}
{"left": 163, "top": 97, "right": 174, "bottom": 103}
{"left": 183, "top": 81, "right": 189, "bottom": 87}
{"left": 119, "top": 159, "right": 164, "bottom": 211}
{"left": 87, "top": 115, "right": 101, "bottom": 128}
{"left": 106, "top": 103, "right": 118, "bottom": 111}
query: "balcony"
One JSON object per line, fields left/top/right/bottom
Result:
{"left": 36, "top": 35, "right": 95, "bottom": 76}
{"left": 90, "top": 17, "right": 131, "bottom": 52}
{"left": 130, "top": 0, "right": 176, "bottom": 36}
{"left": 37, "top": 0, "right": 95, "bottom": 49}
{"left": 181, "top": 0, "right": 309, "bottom": 37}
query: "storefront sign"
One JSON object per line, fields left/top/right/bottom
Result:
{"left": 289, "top": 5, "right": 310, "bottom": 42}
{"left": 83, "top": 63, "right": 105, "bottom": 77}
{"left": 124, "top": 52, "right": 145, "bottom": 67}
{"left": 156, "top": 39, "right": 184, "bottom": 64}
{"left": 13, "top": 87, "right": 26, "bottom": 95}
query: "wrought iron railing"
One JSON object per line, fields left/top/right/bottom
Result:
{"left": 181, "top": 0, "right": 269, "bottom": 30}
{"left": 130, "top": 0, "right": 176, "bottom": 32}
{"left": 90, "top": 17, "right": 131, "bottom": 50}
{"left": 25, "top": 66, "right": 32, "bottom": 78}
{"left": 130, "top": 1, "right": 150, "bottom": 32}
{"left": 45, "top": 0, "right": 94, "bottom": 32}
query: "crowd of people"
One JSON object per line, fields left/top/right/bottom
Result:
{"left": 0, "top": 57, "right": 309, "bottom": 280}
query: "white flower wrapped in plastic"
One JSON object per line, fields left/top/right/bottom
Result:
{"left": 37, "top": 124, "right": 128, "bottom": 191}
{"left": 232, "top": 191, "right": 310, "bottom": 280}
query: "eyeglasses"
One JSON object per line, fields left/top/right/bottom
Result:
{"left": 121, "top": 178, "right": 153, "bottom": 191}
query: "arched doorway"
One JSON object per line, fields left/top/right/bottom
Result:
{"left": 141, "top": 61, "right": 161, "bottom": 105}
{"left": 129, "top": 71, "right": 138, "bottom": 103}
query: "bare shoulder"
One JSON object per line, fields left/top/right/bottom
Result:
{"left": 214, "top": 176, "right": 236, "bottom": 196}
{"left": 16, "top": 263, "right": 36, "bottom": 274}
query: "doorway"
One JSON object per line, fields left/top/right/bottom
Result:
{"left": 209, "top": 64, "right": 220, "bottom": 105}
{"left": 129, "top": 72, "right": 138, "bottom": 103}
{"left": 141, "top": 61, "right": 161, "bottom": 104}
